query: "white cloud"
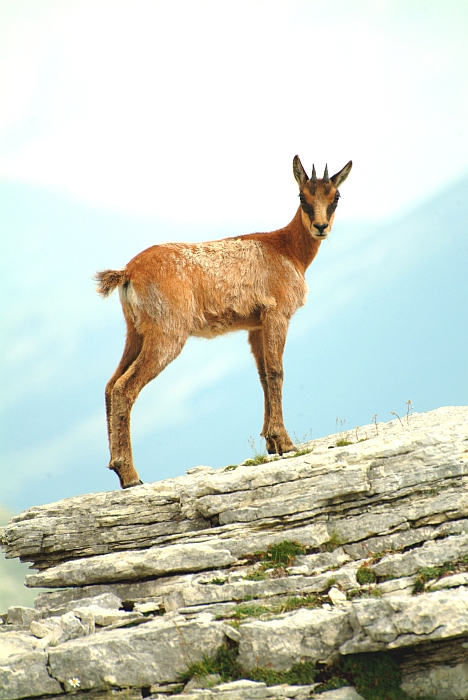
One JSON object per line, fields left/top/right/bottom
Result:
{"left": 0, "top": 1, "right": 467, "bottom": 225}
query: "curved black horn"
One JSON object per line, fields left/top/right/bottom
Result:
{"left": 323, "top": 164, "right": 329, "bottom": 183}
{"left": 311, "top": 164, "right": 317, "bottom": 183}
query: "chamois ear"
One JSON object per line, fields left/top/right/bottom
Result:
{"left": 331, "top": 161, "right": 353, "bottom": 188}
{"left": 293, "top": 155, "right": 309, "bottom": 188}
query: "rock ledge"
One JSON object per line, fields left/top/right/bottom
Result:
{"left": 1, "top": 406, "right": 468, "bottom": 700}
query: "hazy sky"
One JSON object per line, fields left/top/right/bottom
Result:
{"left": 1, "top": 1, "right": 467, "bottom": 511}
{"left": 1, "top": 0, "right": 467, "bottom": 224}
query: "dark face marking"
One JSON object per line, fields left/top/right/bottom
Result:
{"left": 299, "top": 192, "right": 315, "bottom": 219}
{"left": 326, "top": 190, "right": 340, "bottom": 219}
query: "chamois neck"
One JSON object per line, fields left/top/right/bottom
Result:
{"left": 281, "top": 207, "right": 321, "bottom": 272}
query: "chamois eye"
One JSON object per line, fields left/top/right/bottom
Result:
{"left": 334, "top": 191, "right": 341, "bottom": 204}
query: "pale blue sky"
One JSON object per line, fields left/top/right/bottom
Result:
{"left": 1, "top": 1, "right": 467, "bottom": 511}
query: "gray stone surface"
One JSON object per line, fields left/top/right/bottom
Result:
{"left": 47, "top": 616, "right": 226, "bottom": 690}
{"left": 314, "top": 690, "right": 365, "bottom": 700}
{"left": 5, "top": 606, "right": 41, "bottom": 628}
{"left": 1, "top": 407, "right": 468, "bottom": 699}
{"left": 0, "top": 651, "right": 62, "bottom": 700}
{"left": 30, "top": 610, "right": 91, "bottom": 646}
{"left": 341, "top": 587, "right": 468, "bottom": 653}
{"left": 26, "top": 542, "right": 237, "bottom": 588}
{"left": 371, "top": 533, "right": 468, "bottom": 579}
{"left": 401, "top": 660, "right": 468, "bottom": 700}
{"left": 149, "top": 681, "right": 365, "bottom": 700}
{"left": 237, "top": 607, "right": 354, "bottom": 669}
{"left": 157, "top": 679, "right": 319, "bottom": 699}
{"left": 0, "top": 630, "right": 42, "bottom": 662}
{"left": 3, "top": 407, "right": 467, "bottom": 575}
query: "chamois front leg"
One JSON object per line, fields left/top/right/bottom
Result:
{"left": 260, "top": 311, "right": 296, "bottom": 455}
{"left": 248, "top": 329, "right": 275, "bottom": 454}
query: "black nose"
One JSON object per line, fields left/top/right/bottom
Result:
{"left": 313, "top": 223, "right": 328, "bottom": 235}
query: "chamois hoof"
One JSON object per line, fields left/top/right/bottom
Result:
{"left": 122, "top": 479, "right": 144, "bottom": 489}
{"left": 284, "top": 444, "right": 299, "bottom": 454}
{"left": 267, "top": 440, "right": 298, "bottom": 455}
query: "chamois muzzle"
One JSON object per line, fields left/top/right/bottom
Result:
{"left": 313, "top": 223, "right": 328, "bottom": 236}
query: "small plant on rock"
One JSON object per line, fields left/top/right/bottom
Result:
{"left": 356, "top": 563, "right": 377, "bottom": 585}
{"left": 412, "top": 562, "right": 457, "bottom": 594}
{"left": 279, "top": 594, "right": 318, "bottom": 613}
{"left": 322, "top": 532, "right": 342, "bottom": 552}
{"left": 231, "top": 603, "right": 271, "bottom": 619}
{"left": 244, "top": 570, "right": 268, "bottom": 581}
{"left": 292, "top": 447, "right": 314, "bottom": 457}
{"left": 249, "top": 660, "right": 317, "bottom": 686}
{"left": 244, "top": 437, "right": 270, "bottom": 466}
{"left": 180, "top": 642, "right": 241, "bottom": 684}
{"left": 335, "top": 418, "right": 353, "bottom": 446}
{"left": 253, "top": 540, "right": 306, "bottom": 569}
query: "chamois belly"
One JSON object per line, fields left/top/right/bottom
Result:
{"left": 191, "top": 310, "right": 262, "bottom": 338}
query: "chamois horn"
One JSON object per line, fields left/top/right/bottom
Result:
{"left": 323, "top": 164, "right": 329, "bottom": 183}
{"left": 311, "top": 164, "right": 317, "bottom": 184}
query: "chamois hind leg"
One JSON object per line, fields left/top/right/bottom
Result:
{"left": 260, "top": 311, "right": 296, "bottom": 455}
{"left": 105, "top": 315, "right": 143, "bottom": 455}
{"left": 109, "top": 324, "right": 189, "bottom": 489}
{"left": 248, "top": 329, "right": 275, "bottom": 454}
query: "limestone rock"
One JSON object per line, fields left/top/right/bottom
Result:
{"left": 341, "top": 587, "right": 468, "bottom": 654}
{"left": 73, "top": 604, "right": 143, "bottom": 627}
{"left": 26, "top": 542, "right": 237, "bottom": 588}
{"left": 0, "top": 651, "right": 62, "bottom": 700}
{"left": 401, "top": 660, "right": 468, "bottom": 700}
{"left": 1, "top": 407, "right": 468, "bottom": 699}
{"left": 47, "top": 617, "right": 227, "bottom": 690}
{"left": 237, "top": 607, "right": 354, "bottom": 669}
{"left": 5, "top": 606, "right": 41, "bottom": 629}
{"left": 30, "top": 610, "right": 92, "bottom": 646}
{"left": 315, "top": 689, "right": 365, "bottom": 700}
{"left": 0, "top": 630, "right": 42, "bottom": 662}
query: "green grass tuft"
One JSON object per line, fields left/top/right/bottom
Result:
{"left": 292, "top": 447, "right": 313, "bottom": 457}
{"left": 248, "top": 660, "right": 317, "bottom": 686}
{"left": 356, "top": 564, "right": 377, "bottom": 585}
{"left": 261, "top": 540, "right": 306, "bottom": 567}
{"left": 244, "top": 455, "right": 269, "bottom": 466}
{"left": 180, "top": 643, "right": 241, "bottom": 684}
{"left": 181, "top": 643, "right": 317, "bottom": 688}
{"left": 412, "top": 562, "right": 457, "bottom": 594}
{"left": 244, "top": 540, "right": 306, "bottom": 578}
{"left": 322, "top": 532, "right": 342, "bottom": 552}
{"left": 244, "top": 570, "right": 268, "bottom": 581}
{"left": 231, "top": 603, "right": 271, "bottom": 619}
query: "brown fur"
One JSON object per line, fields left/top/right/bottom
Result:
{"left": 96, "top": 156, "right": 352, "bottom": 488}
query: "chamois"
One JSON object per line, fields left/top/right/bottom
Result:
{"left": 95, "top": 155, "right": 352, "bottom": 488}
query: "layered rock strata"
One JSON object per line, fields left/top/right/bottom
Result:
{"left": 1, "top": 406, "right": 468, "bottom": 700}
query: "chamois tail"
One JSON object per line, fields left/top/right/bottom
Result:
{"left": 94, "top": 269, "right": 128, "bottom": 298}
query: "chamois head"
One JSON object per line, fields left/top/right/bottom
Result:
{"left": 293, "top": 156, "right": 352, "bottom": 240}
